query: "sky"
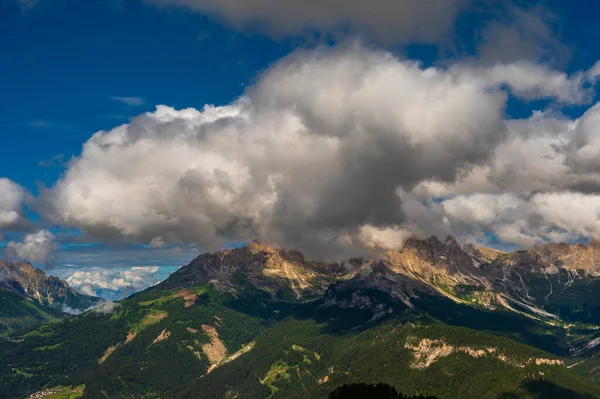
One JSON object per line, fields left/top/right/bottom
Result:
{"left": 3, "top": 0, "right": 600, "bottom": 298}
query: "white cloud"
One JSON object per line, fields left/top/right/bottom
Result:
{"left": 416, "top": 105, "right": 600, "bottom": 198}
{"left": 79, "top": 284, "right": 96, "bottom": 296}
{"left": 454, "top": 62, "right": 591, "bottom": 104}
{"left": 407, "top": 104, "right": 600, "bottom": 248}
{"left": 94, "top": 300, "right": 118, "bottom": 314}
{"left": 5, "top": 230, "right": 58, "bottom": 265}
{"left": 149, "top": 236, "right": 165, "bottom": 248}
{"left": 476, "top": 5, "right": 569, "bottom": 65}
{"left": 0, "top": 178, "right": 26, "bottom": 236}
{"left": 43, "top": 45, "right": 517, "bottom": 258}
{"left": 110, "top": 96, "right": 145, "bottom": 106}
{"left": 353, "top": 225, "right": 414, "bottom": 252}
{"left": 587, "top": 61, "right": 600, "bottom": 83}
{"left": 438, "top": 192, "right": 600, "bottom": 248}
{"left": 65, "top": 266, "right": 162, "bottom": 296}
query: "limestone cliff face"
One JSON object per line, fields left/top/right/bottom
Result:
{"left": 463, "top": 243, "right": 505, "bottom": 266}
{"left": 404, "top": 336, "right": 564, "bottom": 370}
{"left": 386, "top": 236, "right": 483, "bottom": 284}
{"left": 0, "top": 261, "right": 99, "bottom": 311}
{"left": 321, "top": 259, "right": 434, "bottom": 312}
{"left": 158, "top": 241, "right": 353, "bottom": 299}
{"left": 485, "top": 240, "right": 600, "bottom": 274}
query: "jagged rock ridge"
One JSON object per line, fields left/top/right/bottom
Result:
{"left": 158, "top": 236, "right": 600, "bottom": 323}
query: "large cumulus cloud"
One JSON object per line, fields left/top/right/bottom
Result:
{"left": 415, "top": 104, "right": 600, "bottom": 248}
{"left": 40, "top": 45, "right": 600, "bottom": 257}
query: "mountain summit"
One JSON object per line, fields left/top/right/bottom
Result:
{"left": 0, "top": 260, "right": 99, "bottom": 312}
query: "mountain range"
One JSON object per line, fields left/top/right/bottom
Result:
{"left": 4, "top": 238, "right": 600, "bottom": 398}
{"left": 0, "top": 261, "right": 100, "bottom": 337}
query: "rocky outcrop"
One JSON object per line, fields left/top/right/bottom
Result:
{"left": 463, "top": 243, "right": 505, "bottom": 266}
{"left": 385, "top": 236, "right": 487, "bottom": 289}
{"left": 321, "top": 259, "right": 431, "bottom": 312}
{"left": 483, "top": 240, "right": 600, "bottom": 274}
{"left": 153, "top": 329, "right": 171, "bottom": 344}
{"left": 404, "top": 336, "right": 564, "bottom": 370}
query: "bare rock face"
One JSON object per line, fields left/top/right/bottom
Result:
{"left": 158, "top": 241, "right": 351, "bottom": 299}
{"left": 479, "top": 240, "right": 600, "bottom": 275}
{"left": 320, "top": 259, "right": 432, "bottom": 313}
{"left": 0, "top": 260, "right": 99, "bottom": 312}
{"left": 463, "top": 243, "right": 505, "bottom": 266}
{"left": 158, "top": 235, "right": 600, "bottom": 321}
{"left": 386, "top": 236, "right": 483, "bottom": 283}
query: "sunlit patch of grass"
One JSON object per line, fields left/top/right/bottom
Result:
{"left": 260, "top": 360, "right": 291, "bottom": 398}
{"left": 34, "top": 385, "right": 85, "bottom": 399}
{"left": 35, "top": 342, "right": 63, "bottom": 351}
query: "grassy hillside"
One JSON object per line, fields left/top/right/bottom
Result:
{"left": 0, "top": 289, "right": 59, "bottom": 337}
{"left": 2, "top": 283, "right": 599, "bottom": 399}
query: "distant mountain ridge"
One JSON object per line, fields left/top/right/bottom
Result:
{"left": 0, "top": 260, "right": 100, "bottom": 312}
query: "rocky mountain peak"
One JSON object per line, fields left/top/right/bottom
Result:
{"left": 481, "top": 238, "right": 600, "bottom": 274}
{"left": 1, "top": 260, "right": 35, "bottom": 276}
{"left": 386, "top": 235, "right": 477, "bottom": 278}
{"left": 247, "top": 240, "right": 278, "bottom": 255}
{"left": 588, "top": 238, "right": 600, "bottom": 249}
{"left": 160, "top": 244, "right": 335, "bottom": 299}
{"left": 0, "top": 260, "right": 99, "bottom": 312}
{"left": 444, "top": 235, "right": 460, "bottom": 247}
{"left": 462, "top": 243, "right": 505, "bottom": 266}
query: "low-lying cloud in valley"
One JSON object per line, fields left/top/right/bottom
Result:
{"left": 64, "top": 266, "right": 163, "bottom": 299}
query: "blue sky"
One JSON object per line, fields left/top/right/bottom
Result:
{"left": 1, "top": 0, "right": 295, "bottom": 191}
{"left": 4, "top": 0, "right": 600, "bottom": 298}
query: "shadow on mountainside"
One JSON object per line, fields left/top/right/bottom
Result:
{"left": 329, "top": 383, "right": 438, "bottom": 399}
{"left": 224, "top": 281, "right": 568, "bottom": 357}
{"left": 499, "top": 379, "right": 598, "bottom": 399}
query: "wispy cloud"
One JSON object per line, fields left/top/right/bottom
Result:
{"left": 39, "top": 153, "right": 65, "bottom": 168}
{"left": 17, "top": 0, "right": 38, "bottom": 11}
{"left": 21, "top": 120, "right": 50, "bottom": 128}
{"left": 110, "top": 96, "right": 145, "bottom": 106}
